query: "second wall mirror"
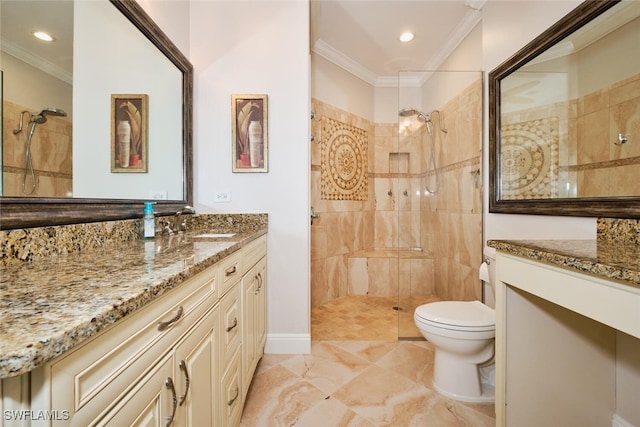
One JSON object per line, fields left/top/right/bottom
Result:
{"left": 489, "top": 0, "right": 640, "bottom": 218}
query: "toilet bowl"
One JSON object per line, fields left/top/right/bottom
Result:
{"left": 413, "top": 248, "right": 496, "bottom": 403}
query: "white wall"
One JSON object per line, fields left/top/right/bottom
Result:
{"left": 138, "top": 0, "right": 191, "bottom": 57}
{"left": 190, "top": 0, "right": 311, "bottom": 353}
{"left": 1, "top": 52, "right": 72, "bottom": 119}
{"left": 481, "top": 0, "right": 595, "bottom": 242}
{"left": 73, "top": 1, "right": 183, "bottom": 200}
{"left": 311, "top": 53, "right": 374, "bottom": 121}
{"left": 420, "top": 22, "right": 483, "bottom": 113}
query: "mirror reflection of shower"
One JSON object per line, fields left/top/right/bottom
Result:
{"left": 12, "top": 108, "right": 68, "bottom": 195}
{"left": 399, "top": 107, "right": 447, "bottom": 193}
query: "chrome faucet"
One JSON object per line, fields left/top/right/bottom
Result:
{"left": 173, "top": 205, "right": 195, "bottom": 233}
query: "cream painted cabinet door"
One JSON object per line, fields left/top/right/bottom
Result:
{"left": 97, "top": 307, "right": 218, "bottom": 427}
{"left": 255, "top": 257, "right": 267, "bottom": 360}
{"left": 96, "top": 353, "right": 175, "bottom": 427}
{"left": 241, "top": 264, "right": 258, "bottom": 396}
{"left": 173, "top": 306, "right": 218, "bottom": 427}
{"left": 241, "top": 256, "right": 267, "bottom": 397}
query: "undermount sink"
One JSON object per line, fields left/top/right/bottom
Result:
{"left": 193, "top": 233, "right": 236, "bottom": 238}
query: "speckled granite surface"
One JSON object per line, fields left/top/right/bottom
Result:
{"left": 597, "top": 218, "right": 639, "bottom": 245}
{"left": 489, "top": 218, "right": 639, "bottom": 287}
{"left": 0, "top": 214, "right": 267, "bottom": 378}
{"left": 1, "top": 213, "right": 268, "bottom": 266}
{"left": 488, "top": 239, "right": 640, "bottom": 288}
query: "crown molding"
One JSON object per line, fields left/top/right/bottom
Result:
{"left": 0, "top": 38, "right": 72, "bottom": 85}
{"left": 312, "top": 39, "right": 378, "bottom": 86}
{"left": 312, "top": 2, "right": 484, "bottom": 88}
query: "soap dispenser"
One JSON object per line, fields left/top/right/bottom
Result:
{"left": 143, "top": 202, "right": 156, "bottom": 238}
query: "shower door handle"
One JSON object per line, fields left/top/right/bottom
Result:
{"left": 310, "top": 207, "right": 319, "bottom": 225}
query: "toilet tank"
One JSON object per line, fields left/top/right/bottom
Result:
{"left": 482, "top": 247, "right": 497, "bottom": 309}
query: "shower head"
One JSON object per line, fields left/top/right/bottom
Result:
{"left": 40, "top": 108, "right": 67, "bottom": 117}
{"left": 399, "top": 107, "right": 429, "bottom": 123}
{"left": 31, "top": 108, "right": 67, "bottom": 125}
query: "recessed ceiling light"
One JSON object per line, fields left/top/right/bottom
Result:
{"left": 399, "top": 31, "right": 414, "bottom": 43}
{"left": 33, "top": 31, "right": 54, "bottom": 42}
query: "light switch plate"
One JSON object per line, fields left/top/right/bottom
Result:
{"left": 214, "top": 190, "right": 232, "bottom": 203}
{"left": 150, "top": 191, "right": 168, "bottom": 200}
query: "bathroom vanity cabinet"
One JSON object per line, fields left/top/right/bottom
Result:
{"left": 1, "top": 234, "right": 267, "bottom": 427}
{"left": 494, "top": 251, "right": 640, "bottom": 427}
{"left": 241, "top": 237, "right": 268, "bottom": 401}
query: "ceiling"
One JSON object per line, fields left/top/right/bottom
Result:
{"left": 0, "top": 0, "right": 74, "bottom": 84}
{"left": 311, "top": 0, "right": 486, "bottom": 87}
{"left": 3, "top": 0, "right": 484, "bottom": 90}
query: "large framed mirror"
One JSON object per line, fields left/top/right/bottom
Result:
{"left": 0, "top": 0, "right": 193, "bottom": 229}
{"left": 489, "top": 0, "right": 640, "bottom": 218}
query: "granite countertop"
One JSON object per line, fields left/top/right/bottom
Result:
{"left": 0, "top": 227, "right": 266, "bottom": 379}
{"left": 488, "top": 239, "right": 640, "bottom": 288}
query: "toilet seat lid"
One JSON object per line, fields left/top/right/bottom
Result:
{"left": 415, "top": 301, "right": 495, "bottom": 328}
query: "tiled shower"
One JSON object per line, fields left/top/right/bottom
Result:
{"left": 2, "top": 100, "right": 72, "bottom": 197}
{"left": 311, "top": 72, "right": 483, "bottom": 339}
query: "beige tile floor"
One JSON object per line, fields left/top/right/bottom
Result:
{"left": 240, "top": 296, "right": 496, "bottom": 426}
{"left": 311, "top": 295, "right": 440, "bottom": 341}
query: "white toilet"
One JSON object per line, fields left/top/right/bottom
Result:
{"left": 414, "top": 247, "right": 496, "bottom": 403}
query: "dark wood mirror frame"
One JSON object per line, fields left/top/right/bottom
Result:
{"left": 0, "top": 0, "right": 193, "bottom": 230}
{"left": 489, "top": 0, "right": 639, "bottom": 219}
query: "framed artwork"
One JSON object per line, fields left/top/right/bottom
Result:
{"left": 231, "top": 94, "right": 268, "bottom": 172}
{"left": 111, "top": 94, "right": 148, "bottom": 173}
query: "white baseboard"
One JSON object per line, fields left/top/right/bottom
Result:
{"left": 265, "top": 333, "right": 311, "bottom": 354}
{"left": 613, "top": 414, "right": 635, "bottom": 427}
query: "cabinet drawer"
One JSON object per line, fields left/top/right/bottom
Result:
{"left": 41, "top": 265, "right": 218, "bottom": 426}
{"left": 220, "top": 349, "right": 242, "bottom": 427}
{"left": 242, "top": 235, "right": 266, "bottom": 274}
{"left": 219, "top": 251, "right": 242, "bottom": 296}
{"left": 220, "top": 284, "right": 241, "bottom": 370}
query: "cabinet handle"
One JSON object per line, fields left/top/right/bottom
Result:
{"left": 225, "top": 265, "right": 237, "bottom": 276}
{"left": 165, "top": 377, "right": 178, "bottom": 427}
{"left": 157, "top": 306, "right": 184, "bottom": 331}
{"left": 178, "top": 360, "right": 190, "bottom": 406}
{"left": 226, "top": 317, "right": 238, "bottom": 332}
{"left": 254, "top": 274, "right": 260, "bottom": 295}
{"left": 257, "top": 272, "right": 263, "bottom": 290}
{"left": 227, "top": 385, "right": 240, "bottom": 406}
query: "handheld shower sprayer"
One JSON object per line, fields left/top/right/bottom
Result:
{"left": 34, "top": 108, "right": 67, "bottom": 124}
{"left": 399, "top": 107, "right": 429, "bottom": 123}
{"left": 398, "top": 107, "right": 446, "bottom": 135}
{"left": 399, "top": 107, "right": 448, "bottom": 193}
{"left": 11, "top": 107, "right": 68, "bottom": 195}
{"left": 13, "top": 108, "right": 68, "bottom": 130}
{"left": 399, "top": 108, "right": 432, "bottom": 136}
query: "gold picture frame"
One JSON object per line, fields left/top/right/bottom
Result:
{"left": 111, "top": 94, "right": 149, "bottom": 173}
{"left": 231, "top": 94, "right": 268, "bottom": 172}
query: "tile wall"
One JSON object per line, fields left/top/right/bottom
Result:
{"left": 2, "top": 100, "right": 73, "bottom": 197}
{"left": 310, "top": 100, "right": 375, "bottom": 308}
{"left": 311, "top": 77, "right": 484, "bottom": 307}
{"left": 422, "top": 79, "right": 484, "bottom": 302}
{"left": 574, "top": 73, "right": 640, "bottom": 197}
{"left": 501, "top": 72, "right": 640, "bottom": 199}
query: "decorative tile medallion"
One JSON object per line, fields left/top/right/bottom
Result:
{"left": 321, "top": 117, "right": 368, "bottom": 200}
{"left": 500, "top": 117, "right": 559, "bottom": 199}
